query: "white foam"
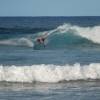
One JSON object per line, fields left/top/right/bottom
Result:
{"left": 0, "top": 63, "right": 100, "bottom": 83}
{"left": 0, "top": 37, "right": 34, "bottom": 47}
{"left": 57, "top": 24, "right": 100, "bottom": 44}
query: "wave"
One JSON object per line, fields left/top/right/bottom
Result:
{"left": 57, "top": 24, "right": 100, "bottom": 44}
{"left": 0, "top": 63, "right": 100, "bottom": 83}
{"left": 33, "top": 24, "right": 100, "bottom": 49}
{"left": 1, "top": 23, "right": 100, "bottom": 49}
{"left": 0, "top": 37, "right": 34, "bottom": 47}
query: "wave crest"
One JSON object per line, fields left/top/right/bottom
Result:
{"left": 57, "top": 24, "right": 100, "bottom": 44}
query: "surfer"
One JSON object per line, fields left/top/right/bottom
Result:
{"left": 36, "top": 32, "right": 48, "bottom": 47}
{"left": 37, "top": 37, "right": 46, "bottom": 47}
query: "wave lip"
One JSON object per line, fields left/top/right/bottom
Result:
{"left": 57, "top": 24, "right": 100, "bottom": 44}
{"left": 0, "top": 63, "right": 100, "bottom": 83}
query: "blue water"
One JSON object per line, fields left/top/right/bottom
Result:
{"left": 0, "top": 17, "right": 100, "bottom": 100}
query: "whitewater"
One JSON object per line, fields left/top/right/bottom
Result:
{"left": 0, "top": 63, "right": 100, "bottom": 83}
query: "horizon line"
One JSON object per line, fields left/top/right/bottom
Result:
{"left": 0, "top": 16, "right": 100, "bottom": 17}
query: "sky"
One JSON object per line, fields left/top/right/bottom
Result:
{"left": 0, "top": 0, "right": 100, "bottom": 16}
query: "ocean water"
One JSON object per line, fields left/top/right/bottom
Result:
{"left": 0, "top": 17, "right": 100, "bottom": 100}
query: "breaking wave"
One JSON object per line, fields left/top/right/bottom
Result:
{"left": 0, "top": 63, "right": 100, "bottom": 83}
{"left": 0, "top": 37, "right": 34, "bottom": 47}
{"left": 57, "top": 24, "right": 100, "bottom": 44}
{"left": 1, "top": 23, "right": 100, "bottom": 49}
{"left": 34, "top": 24, "right": 100, "bottom": 49}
